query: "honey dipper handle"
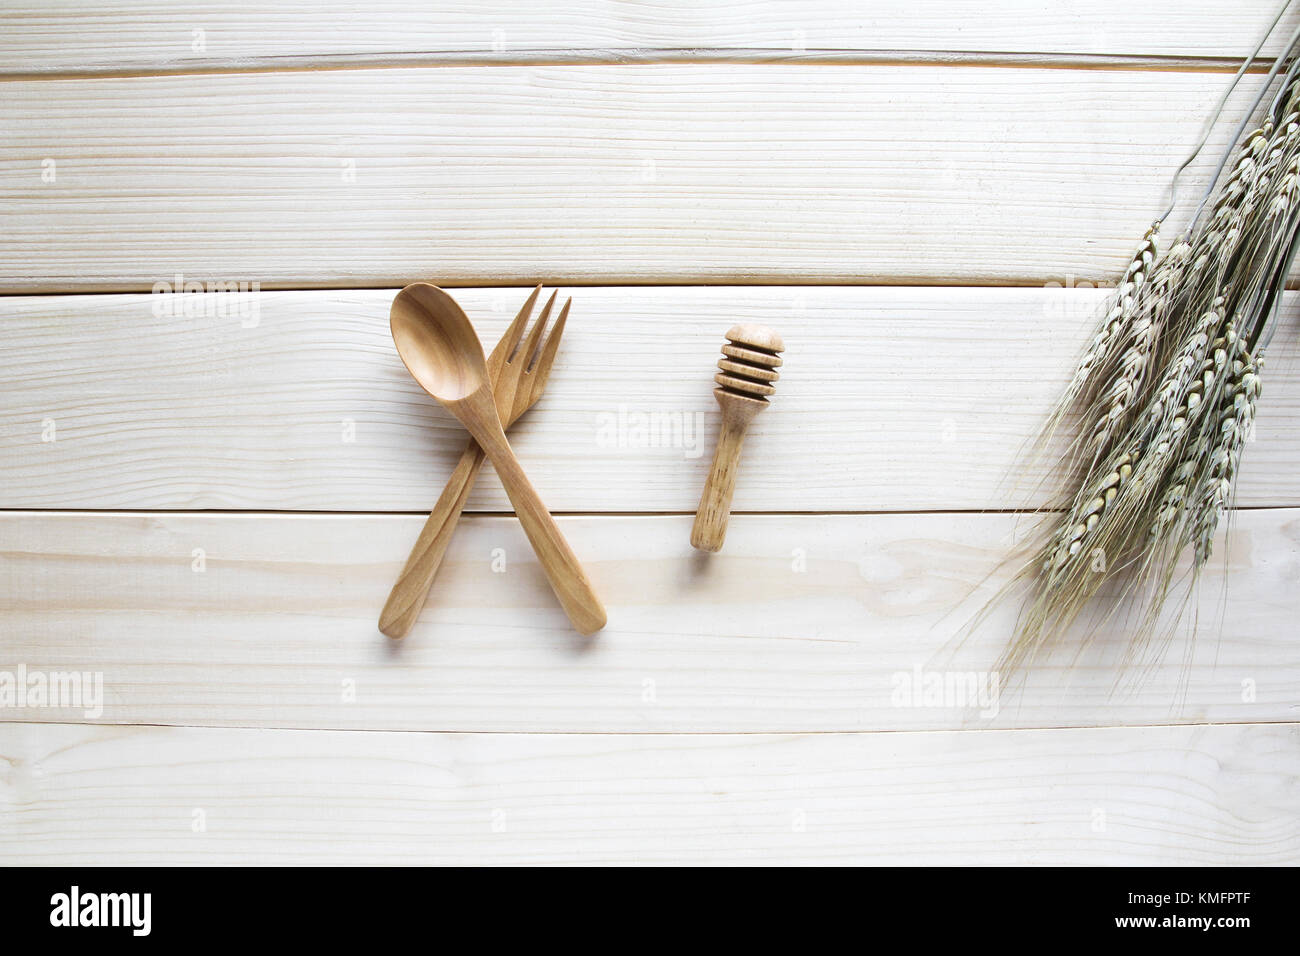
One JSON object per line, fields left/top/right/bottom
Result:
{"left": 691, "top": 418, "right": 748, "bottom": 552}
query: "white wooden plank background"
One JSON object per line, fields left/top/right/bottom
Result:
{"left": 1, "top": 722, "right": 1295, "bottom": 865}
{"left": 1, "top": 0, "right": 1294, "bottom": 74}
{"left": 1, "top": 510, "right": 1296, "bottom": 733}
{"left": 3, "top": 287, "right": 1298, "bottom": 512}
{"left": 0, "top": 65, "right": 1272, "bottom": 291}
{"left": 2, "top": 1, "right": 1298, "bottom": 866}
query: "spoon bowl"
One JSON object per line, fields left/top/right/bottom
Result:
{"left": 390, "top": 284, "right": 488, "bottom": 403}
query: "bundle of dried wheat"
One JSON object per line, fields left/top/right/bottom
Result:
{"left": 1001, "top": 6, "right": 1300, "bottom": 673}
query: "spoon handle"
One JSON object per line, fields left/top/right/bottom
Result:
{"left": 475, "top": 425, "right": 607, "bottom": 636}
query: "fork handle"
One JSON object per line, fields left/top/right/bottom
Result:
{"left": 379, "top": 438, "right": 486, "bottom": 639}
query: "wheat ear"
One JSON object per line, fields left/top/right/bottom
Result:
{"left": 1189, "top": 350, "right": 1262, "bottom": 565}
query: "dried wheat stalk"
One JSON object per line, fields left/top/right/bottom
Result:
{"left": 996, "top": 37, "right": 1300, "bottom": 675}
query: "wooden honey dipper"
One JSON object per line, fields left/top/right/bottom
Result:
{"left": 690, "top": 324, "right": 784, "bottom": 552}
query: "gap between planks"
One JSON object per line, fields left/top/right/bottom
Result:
{"left": 0, "top": 49, "right": 1288, "bottom": 82}
{"left": 5, "top": 278, "right": 1300, "bottom": 297}
{"left": 0, "top": 717, "right": 1295, "bottom": 737}
{"left": 0, "top": 506, "right": 1296, "bottom": 518}
{"left": 3, "top": 0, "right": 1296, "bottom": 79}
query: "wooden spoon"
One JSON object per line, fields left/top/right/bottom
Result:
{"left": 390, "top": 283, "right": 606, "bottom": 635}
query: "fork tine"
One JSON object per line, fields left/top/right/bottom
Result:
{"left": 529, "top": 297, "right": 570, "bottom": 394}
{"left": 487, "top": 284, "right": 541, "bottom": 375}
{"left": 520, "top": 290, "right": 557, "bottom": 369}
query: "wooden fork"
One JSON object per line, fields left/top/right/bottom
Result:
{"left": 379, "top": 285, "right": 569, "bottom": 638}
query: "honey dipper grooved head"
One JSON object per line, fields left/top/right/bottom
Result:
{"left": 714, "top": 324, "right": 783, "bottom": 402}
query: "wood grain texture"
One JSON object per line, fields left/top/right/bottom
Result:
{"left": 1, "top": 721, "right": 1295, "bottom": 865}
{"left": 0, "top": 65, "right": 1274, "bottom": 291}
{"left": 1, "top": 510, "right": 1296, "bottom": 733}
{"left": 0, "top": 1, "right": 1294, "bottom": 74}
{"left": 3, "top": 286, "right": 1297, "bottom": 512}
